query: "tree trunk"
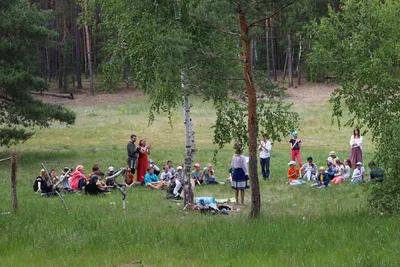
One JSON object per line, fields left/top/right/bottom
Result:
{"left": 238, "top": 4, "right": 260, "bottom": 219}
{"left": 287, "top": 31, "right": 293, "bottom": 88}
{"left": 84, "top": 24, "right": 94, "bottom": 96}
{"left": 265, "top": 18, "right": 270, "bottom": 75}
{"left": 174, "top": 0, "right": 194, "bottom": 205}
{"left": 11, "top": 152, "right": 18, "bottom": 213}
{"left": 297, "top": 34, "right": 302, "bottom": 86}
{"left": 270, "top": 18, "right": 277, "bottom": 81}
{"left": 282, "top": 51, "right": 288, "bottom": 81}
{"left": 74, "top": 7, "right": 82, "bottom": 89}
{"left": 330, "top": 0, "right": 340, "bottom": 12}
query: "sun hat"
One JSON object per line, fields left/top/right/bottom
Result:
{"left": 108, "top": 166, "right": 114, "bottom": 172}
{"left": 177, "top": 166, "right": 183, "bottom": 171}
{"left": 194, "top": 163, "right": 200, "bottom": 168}
{"left": 288, "top": 161, "right": 296, "bottom": 166}
{"left": 329, "top": 151, "right": 336, "bottom": 156}
{"left": 291, "top": 131, "right": 298, "bottom": 136}
{"left": 356, "top": 162, "right": 363, "bottom": 166}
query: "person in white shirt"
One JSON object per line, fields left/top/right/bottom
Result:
{"left": 259, "top": 134, "right": 272, "bottom": 180}
{"left": 300, "top": 156, "right": 317, "bottom": 181}
{"left": 351, "top": 162, "right": 363, "bottom": 184}
{"left": 231, "top": 144, "right": 249, "bottom": 205}
{"left": 350, "top": 128, "right": 363, "bottom": 168}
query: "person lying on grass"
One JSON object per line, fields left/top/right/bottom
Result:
{"left": 85, "top": 175, "right": 106, "bottom": 195}
{"left": 145, "top": 166, "right": 165, "bottom": 189}
{"left": 192, "top": 163, "right": 203, "bottom": 185}
{"left": 312, "top": 167, "right": 329, "bottom": 187}
{"left": 70, "top": 165, "right": 87, "bottom": 190}
{"left": 287, "top": 161, "right": 305, "bottom": 185}
{"left": 201, "top": 163, "right": 219, "bottom": 184}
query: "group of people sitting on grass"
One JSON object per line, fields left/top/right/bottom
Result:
{"left": 33, "top": 159, "right": 223, "bottom": 200}
{"left": 287, "top": 151, "right": 384, "bottom": 187}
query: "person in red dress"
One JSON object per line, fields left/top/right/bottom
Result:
{"left": 136, "top": 139, "right": 151, "bottom": 183}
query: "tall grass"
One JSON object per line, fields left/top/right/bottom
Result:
{"left": 0, "top": 94, "right": 398, "bottom": 266}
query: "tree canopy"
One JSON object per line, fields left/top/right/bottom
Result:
{"left": 0, "top": 0, "right": 76, "bottom": 146}
{"left": 310, "top": 0, "right": 400, "bottom": 213}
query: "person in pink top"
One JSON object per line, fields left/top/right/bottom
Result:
{"left": 70, "top": 165, "right": 87, "bottom": 190}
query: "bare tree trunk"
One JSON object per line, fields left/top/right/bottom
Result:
{"left": 297, "top": 34, "right": 302, "bottom": 85}
{"left": 287, "top": 31, "right": 293, "bottom": 88}
{"left": 270, "top": 18, "right": 277, "bottom": 81}
{"left": 238, "top": 4, "right": 260, "bottom": 219}
{"left": 74, "top": 6, "right": 82, "bottom": 89}
{"left": 45, "top": 37, "right": 51, "bottom": 82}
{"left": 11, "top": 152, "right": 18, "bottom": 213}
{"left": 84, "top": 25, "right": 94, "bottom": 96}
{"left": 265, "top": 18, "right": 270, "bottom": 75}
{"left": 174, "top": 0, "right": 194, "bottom": 205}
{"left": 282, "top": 51, "right": 288, "bottom": 80}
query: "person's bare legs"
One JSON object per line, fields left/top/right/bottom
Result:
{"left": 240, "top": 190, "right": 245, "bottom": 205}
{"left": 235, "top": 190, "right": 239, "bottom": 204}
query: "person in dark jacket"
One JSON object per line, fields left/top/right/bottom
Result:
{"left": 85, "top": 175, "right": 105, "bottom": 195}
{"left": 127, "top": 134, "right": 138, "bottom": 174}
{"left": 312, "top": 167, "right": 329, "bottom": 187}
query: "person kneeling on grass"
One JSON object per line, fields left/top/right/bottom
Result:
{"left": 85, "top": 175, "right": 106, "bottom": 195}
{"left": 287, "top": 161, "right": 305, "bottom": 185}
{"left": 312, "top": 167, "right": 329, "bottom": 187}
{"left": 145, "top": 166, "right": 165, "bottom": 189}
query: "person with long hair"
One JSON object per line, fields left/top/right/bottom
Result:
{"left": 350, "top": 128, "right": 363, "bottom": 168}
{"left": 136, "top": 139, "right": 151, "bottom": 184}
{"left": 231, "top": 144, "right": 249, "bottom": 204}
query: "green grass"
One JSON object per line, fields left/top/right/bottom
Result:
{"left": 0, "top": 93, "right": 399, "bottom": 266}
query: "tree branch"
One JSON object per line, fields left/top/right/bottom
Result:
{"left": 248, "top": 0, "right": 298, "bottom": 28}
{"left": 208, "top": 76, "right": 244, "bottom": 81}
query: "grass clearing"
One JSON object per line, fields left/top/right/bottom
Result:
{"left": 0, "top": 86, "right": 399, "bottom": 266}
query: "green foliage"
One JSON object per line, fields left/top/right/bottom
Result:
{"left": 0, "top": 0, "right": 76, "bottom": 147}
{"left": 310, "top": 0, "right": 400, "bottom": 213}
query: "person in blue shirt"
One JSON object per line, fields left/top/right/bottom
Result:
{"left": 145, "top": 166, "right": 165, "bottom": 189}
{"left": 312, "top": 167, "right": 329, "bottom": 187}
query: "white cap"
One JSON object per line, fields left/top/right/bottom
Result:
{"left": 356, "top": 162, "right": 362, "bottom": 166}
{"left": 288, "top": 161, "right": 296, "bottom": 166}
{"left": 177, "top": 166, "right": 183, "bottom": 171}
{"left": 108, "top": 166, "right": 114, "bottom": 172}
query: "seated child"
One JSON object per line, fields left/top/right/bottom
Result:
{"left": 167, "top": 160, "right": 176, "bottom": 176}
{"left": 312, "top": 167, "right": 329, "bottom": 187}
{"left": 160, "top": 165, "right": 173, "bottom": 182}
{"left": 351, "top": 162, "right": 363, "bottom": 184}
{"left": 331, "top": 159, "right": 345, "bottom": 184}
{"left": 145, "top": 166, "right": 165, "bottom": 189}
{"left": 368, "top": 161, "right": 385, "bottom": 182}
{"left": 343, "top": 159, "right": 351, "bottom": 181}
{"left": 166, "top": 166, "right": 183, "bottom": 199}
{"left": 192, "top": 163, "right": 203, "bottom": 185}
{"left": 85, "top": 175, "right": 106, "bottom": 195}
{"left": 300, "top": 157, "right": 317, "bottom": 181}
{"left": 97, "top": 172, "right": 112, "bottom": 192}
{"left": 325, "top": 162, "right": 336, "bottom": 181}
{"left": 201, "top": 163, "right": 219, "bottom": 184}
{"left": 105, "top": 166, "right": 124, "bottom": 188}
{"left": 124, "top": 168, "right": 136, "bottom": 187}
{"left": 70, "top": 165, "right": 87, "bottom": 190}
{"left": 148, "top": 159, "right": 160, "bottom": 176}
{"left": 287, "top": 161, "right": 305, "bottom": 185}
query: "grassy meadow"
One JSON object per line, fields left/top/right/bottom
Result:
{"left": 1, "top": 88, "right": 400, "bottom": 266}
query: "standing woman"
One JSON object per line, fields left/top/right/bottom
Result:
{"left": 136, "top": 139, "right": 151, "bottom": 184}
{"left": 289, "top": 131, "right": 303, "bottom": 167}
{"left": 231, "top": 144, "right": 249, "bottom": 205}
{"left": 349, "top": 128, "right": 363, "bottom": 168}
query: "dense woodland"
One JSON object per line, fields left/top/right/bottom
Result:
{"left": 29, "top": 0, "right": 340, "bottom": 92}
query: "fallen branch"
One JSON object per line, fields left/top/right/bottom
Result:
{"left": 31, "top": 91, "right": 74, "bottom": 99}
{"left": 0, "top": 157, "right": 11, "bottom": 163}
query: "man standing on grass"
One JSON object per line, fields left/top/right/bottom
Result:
{"left": 259, "top": 134, "right": 272, "bottom": 180}
{"left": 127, "top": 134, "right": 138, "bottom": 174}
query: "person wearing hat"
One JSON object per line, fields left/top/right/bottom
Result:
{"left": 351, "top": 162, "right": 363, "bottom": 184}
{"left": 289, "top": 131, "right": 303, "bottom": 167}
{"left": 327, "top": 151, "right": 339, "bottom": 164}
{"left": 300, "top": 156, "right": 317, "bottom": 181}
{"left": 85, "top": 175, "right": 105, "bottom": 195}
{"left": 231, "top": 144, "right": 250, "bottom": 204}
{"left": 191, "top": 163, "right": 203, "bottom": 185}
{"left": 287, "top": 161, "right": 305, "bottom": 185}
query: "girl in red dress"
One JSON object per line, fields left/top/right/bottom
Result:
{"left": 136, "top": 139, "right": 151, "bottom": 183}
